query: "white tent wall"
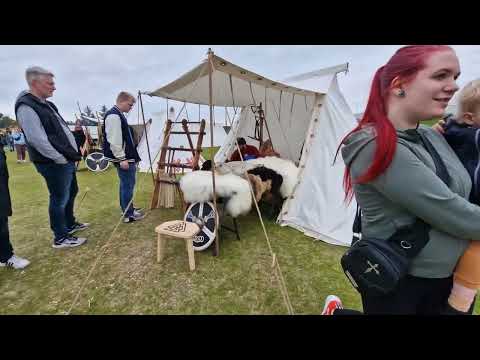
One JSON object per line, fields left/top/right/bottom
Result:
{"left": 137, "top": 111, "right": 165, "bottom": 173}
{"left": 214, "top": 88, "right": 318, "bottom": 163}
{"left": 278, "top": 77, "right": 357, "bottom": 246}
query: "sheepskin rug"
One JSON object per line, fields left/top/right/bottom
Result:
{"left": 179, "top": 171, "right": 252, "bottom": 218}
{"left": 216, "top": 157, "right": 299, "bottom": 198}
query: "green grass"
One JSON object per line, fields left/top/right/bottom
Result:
{"left": 421, "top": 119, "right": 440, "bottom": 127}
{"left": 2, "top": 148, "right": 478, "bottom": 315}
{"left": 0, "top": 150, "right": 361, "bottom": 314}
{"left": 202, "top": 146, "right": 220, "bottom": 161}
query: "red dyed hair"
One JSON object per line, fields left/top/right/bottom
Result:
{"left": 339, "top": 45, "right": 453, "bottom": 203}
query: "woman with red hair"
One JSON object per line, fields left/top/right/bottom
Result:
{"left": 322, "top": 45, "right": 480, "bottom": 315}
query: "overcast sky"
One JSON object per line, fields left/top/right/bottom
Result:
{"left": 1, "top": 45, "right": 479, "bottom": 121}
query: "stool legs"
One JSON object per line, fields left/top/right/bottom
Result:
{"left": 157, "top": 233, "right": 165, "bottom": 263}
{"left": 186, "top": 238, "right": 195, "bottom": 271}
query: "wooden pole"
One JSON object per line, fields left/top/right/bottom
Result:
{"left": 192, "top": 119, "right": 206, "bottom": 170}
{"left": 258, "top": 102, "right": 264, "bottom": 148}
{"left": 138, "top": 91, "right": 155, "bottom": 185}
{"left": 181, "top": 119, "right": 197, "bottom": 157}
{"left": 208, "top": 48, "right": 220, "bottom": 257}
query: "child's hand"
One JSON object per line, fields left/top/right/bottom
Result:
{"left": 432, "top": 119, "right": 446, "bottom": 134}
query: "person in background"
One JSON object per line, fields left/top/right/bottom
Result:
{"left": 259, "top": 139, "right": 280, "bottom": 158}
{"left": 228, "top": 137, "right": 259, "bottom": 162}
{"left": 6, "top": 129, "right": 14, "bottom": 152}
{"left": 12, "top": 128, "right": 27, "bottom": 163}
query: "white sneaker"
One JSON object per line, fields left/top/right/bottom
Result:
{"left": 0, "top": 255, "right": 30, "bottom": 269}
{"left": 133, "top": 209, "right": 144, "bottom": 217}
{"left": 120, "top": 208, "right": 144, "bottom": 217}
{"left": 123, "top": 212, "right": 145, "bottom": 223}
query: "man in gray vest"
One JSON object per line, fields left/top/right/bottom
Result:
{"left": 15, "top": 66, "right": 89, "bottom": 249}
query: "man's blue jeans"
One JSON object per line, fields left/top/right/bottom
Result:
{"left": 115, "top": 163, "right": 137, "bottom": 217}
{"left": 34, "top": 161, "right": 78, "bottom": 241}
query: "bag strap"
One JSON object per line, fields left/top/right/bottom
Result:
{"left": 417, "top": 131, "right": 451, "bottom": 187}
{"left": 352, "top": 204, "right": 362, "bottom": 244}
{"left": 352, "top": 129, "right": 451, "bottom": 256}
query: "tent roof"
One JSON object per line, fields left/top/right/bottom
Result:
{"left": 145, "top": 53, "right": 346, "bottom": 107}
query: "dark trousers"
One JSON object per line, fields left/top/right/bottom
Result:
{"left": 0, "top": 217, "right": 13, "bottom": 263}
{"left": 115, "top": 163, "right": 137, "bottom": 217}
{"left": 34, "top": 162, "right": 78, "bottom": 241}
{"left": 15, "top": 144, "right": 26, "bottom": 161}
{"left": 335, "top": 275, "right": 475, "bottom": 315}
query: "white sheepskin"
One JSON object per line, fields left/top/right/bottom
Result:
{"left": 179, "top": 171, "right": 252, "bottom": 218}
{"left": 216, "top": 161, "right": 259, "bottom": 176}
{"left": 216, "top": 157, "right": 299, "bottom": 198}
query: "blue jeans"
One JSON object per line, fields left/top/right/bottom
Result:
{"left": 115, "top": 163, "right": 137, "bottom": 217}
{"left": 34, "top": 161, "right": 78, "bottom": 241}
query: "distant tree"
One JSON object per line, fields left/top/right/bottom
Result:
{"left": 0, "top": 115, "right": 17, "bottom": 129}
{"left": 101, "top": 105, "right": 108, "bottom": 114}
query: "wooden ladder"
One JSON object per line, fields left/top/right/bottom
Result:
{"left": 150, "top": 118, "right": 206, "bottom": 210}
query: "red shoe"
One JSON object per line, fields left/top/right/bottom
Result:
{"left": 321, "top": 295, "right": 343, "bottom": 315}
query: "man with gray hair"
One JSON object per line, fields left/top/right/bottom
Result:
{"left": 15, "top": 66, "right": 89, "bottom": 249}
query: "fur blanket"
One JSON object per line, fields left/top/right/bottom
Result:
{"left": 216, "top": 157, "right": 299, "bottom": 198}
{"left": 179, "top": 171, "right": 252, "bottom": 218}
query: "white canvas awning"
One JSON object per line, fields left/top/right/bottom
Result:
{"left": 146, "top": 53, "right": 321, "bottom": 107}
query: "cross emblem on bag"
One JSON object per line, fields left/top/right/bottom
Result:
{"left": 364, "top": 260, "right": 380, "bottom": 275}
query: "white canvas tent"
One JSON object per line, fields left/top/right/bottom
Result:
{"left": 145, "top": 51, "right": 357, "bottom": 246}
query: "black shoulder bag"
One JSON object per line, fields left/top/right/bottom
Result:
{"left": 340, "top": 132, "right": 451, "bottom": 297}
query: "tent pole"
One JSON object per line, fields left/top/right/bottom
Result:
{"left": 138, "top": 91, "right": 155, "bottom": 185}
{"left": 262, "top": 88, "right": 275, "bottom": 151}
{"left": 258, "top": 102, "right": 264, "bottom": 147}
{"left": 208, "top": 48, "right": 220, "bottom": 257}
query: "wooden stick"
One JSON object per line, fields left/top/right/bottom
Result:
{"left": 181, "top": 119, "right": 196, "bottom": 157}
{"left": 192, "top": 119, "right": 206, "bottom": 170}
{"left": 138, "top": 92, "right": 155, "bottom": 185}
{"left": 208, "top": 48, "right": 220, "bottom": 257}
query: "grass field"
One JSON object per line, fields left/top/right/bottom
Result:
{"left": 0, "top": 150, "right": 362, "bottom": 314}
{"left": 2, "top": 142, "right": 478, "bottom": 315}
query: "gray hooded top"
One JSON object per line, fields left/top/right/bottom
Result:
{"left": 341, "top": 124, "right": 480, "bottom": 278}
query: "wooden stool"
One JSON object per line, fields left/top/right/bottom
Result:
{"left": 155, "top": 220, "right": 200, "bottom": 271}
